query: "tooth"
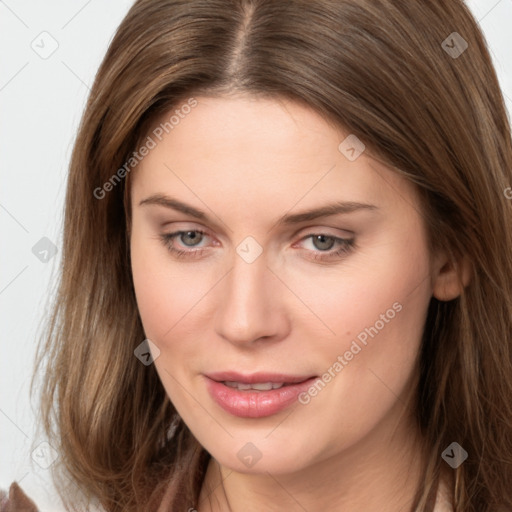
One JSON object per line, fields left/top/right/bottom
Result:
{"left": 251, "top": 382, "right": 274, "bottom": 391}
{"left": 223, "top": 381, "right": 287, "bottom": 391}
{"left": 224, "top": 381, "right": 252, "bottom": 390}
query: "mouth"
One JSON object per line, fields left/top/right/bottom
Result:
{"left": 204, "top": 371, "right": 318, "bottom": 418}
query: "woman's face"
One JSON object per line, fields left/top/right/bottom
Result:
{"left": 129, "top": 94, "right": 441, "bottom": 476}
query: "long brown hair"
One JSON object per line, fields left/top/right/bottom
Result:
{"left": 34, "top": 0, "right": 512, "bottom": 510}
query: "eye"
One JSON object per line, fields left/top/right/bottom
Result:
{"left": 296, "top": 233, "right": 356, "bottom": 261}
{"left": 158, "top": 229, "right": 355, "bottom": 262}
{"left": 159, "top": 230, "right": 211, "bottom": 259}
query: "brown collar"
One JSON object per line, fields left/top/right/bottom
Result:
{"left": 0, "top": 482, "right": 38, "bottom": 512}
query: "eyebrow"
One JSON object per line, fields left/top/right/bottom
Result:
{"left": 139, "top": 194, "right": 378, "bottom": 225}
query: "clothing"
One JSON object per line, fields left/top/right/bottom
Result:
{"left": 0, "top": 482, "right": 38, "bottom": 512}
{"left": 433, "top": 478, "right": 454, "bottom": 512}
{"left": 0, "top": 479, "right": 454, "bottom": 511}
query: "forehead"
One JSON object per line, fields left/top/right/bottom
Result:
{"left": 130, "top": 94, "right": 420, "bottom": 222}
{"left": 148, "top": 94, "right": 343, "bottom": 163}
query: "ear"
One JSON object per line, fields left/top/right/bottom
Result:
{"left": 432, "top": 252, "right": 473, "bottom": 301}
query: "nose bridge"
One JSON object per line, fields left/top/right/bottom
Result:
{"left": 226, "top": 247, "right": 271, "bottom": 319}
{"left": 214, "top": 241, "right": 285, "bottom": 344}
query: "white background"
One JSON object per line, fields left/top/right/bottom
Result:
{"left": 1, "top": 1, "right": 511, "bottom": 510}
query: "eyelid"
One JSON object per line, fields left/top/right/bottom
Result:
{"left": 292, "top": 225, "right": 355, "bottom": 242}
{"left": 160, "top": 222, "right": 217, "bottom": 240}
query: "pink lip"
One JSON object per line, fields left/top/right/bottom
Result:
{"left": 204, "top": 371, "right": 317, "bottom": 418}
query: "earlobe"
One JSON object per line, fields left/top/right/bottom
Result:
{"left": 432, "top": 254, "right": 473, "bottom": 301}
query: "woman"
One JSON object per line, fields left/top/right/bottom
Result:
{"left": 19, "top": 0, "right": 512, "bottom": 510}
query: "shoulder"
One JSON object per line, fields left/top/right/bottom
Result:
{"left": 0, "top": 482, "right": 38, "bottom": 512}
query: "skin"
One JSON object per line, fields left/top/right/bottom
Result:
{"left": 129, "top": 94, "right": 465, "bottom": 511}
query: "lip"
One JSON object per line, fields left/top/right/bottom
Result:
{"left": 204, "top": 371, "right": 318, "bottom": 418}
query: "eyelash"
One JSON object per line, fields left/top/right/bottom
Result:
{"left": 158, "top": 230, "right": 355, "bottom": 262}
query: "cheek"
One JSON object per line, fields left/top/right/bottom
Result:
{"left": 283, "top": 232, "right": 431, "bottom": 356}
{"left": 299, "top": 238, "right": 432, "bottom": 432}
{"left": 291, "top": 232, "right": 431, "bottom": 393}
{"left": 130, "top": 231, "right": 210, "bottom": 346}
{"left": 130, "top": 240, "right": 216, "bottom": 417}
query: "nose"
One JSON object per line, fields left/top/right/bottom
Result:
{"left": 214, "top": 249, "right": 290, "bottom": 347}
